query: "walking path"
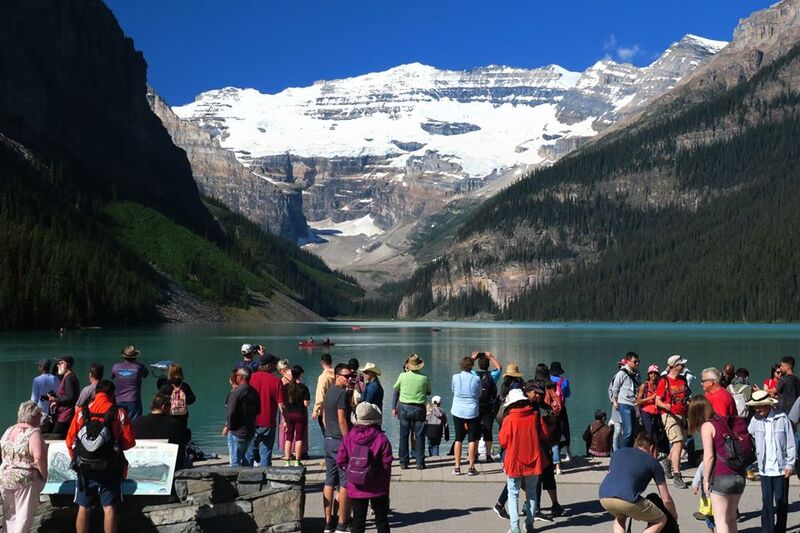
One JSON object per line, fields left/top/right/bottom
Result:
{"left": 301, "top": 455, "right": 800, "bottom": 532}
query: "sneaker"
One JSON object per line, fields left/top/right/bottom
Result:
{"left": 400, "top": 462, "right": 410, "bottom": 470}
{"left": 551, "top": 503, "right": 564, "bottom": 518}
{"left": 452, "top": 467, "right": 462, "bottom": 476}
{"left": 417, "top": 463, "right": 426, "bottom": 470}
{"left": 555, "top": 465, "right": 562, "bottom": 475}
{"left": 468, "top": 467, "right": 479, "bottom": 476}
{"left": 673, "top": 472, "right": 689, "bottom": 489}
{"left": 693, "top": 511, "right": 707, "bottom": 521}
{"left": 485, "top": 455, "right": 495, "bottom": 463}
{"left": 493, "top": 503, "right": 510, "bottom": 520}
{"left": 293, "top": 460, "right": 303, "bottom": 467}
{"left": 534, "top": 512, "right": 553, "bottom": 523}
{"left": 661, "top": 458, "right": 673, "bottom": 479}
{"left": 335, "top": 524, "right": 349, "bottom": 532}
{"left": 507, "top": 528, "right": 521, "bottom": 533}
{"left": 562, "top": 452, "right": 572, "bottom": 463}
{"left": 283, "top": 459, "right": 291, "bottom": 467}
{"left": 323, "top": 523, "right": 335, "bottom": 533}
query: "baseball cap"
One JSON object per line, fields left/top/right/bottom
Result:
{"left": 431, "top": 395, "right": 442, "bottom": 404}
{"left": 647, "top": 364, "right": 660, "bottom": 374}
{"left": 37, "top": 358, "right": 51, "bottom": 371}
{"left": 240, "top": 343, "right": 253, "bottom": 354}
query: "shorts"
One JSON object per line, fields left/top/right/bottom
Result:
{"left": 540, "top": 463, "right": 556, "bottom": 491}
{"left": 453, "top": 415, "right": 481, "bottom": 443}
{"left": 479, "top": 410, "right": 495, "bottom": 441}
{"left": 74, "top": 472, "right": 123, "bottom": 508}
{"left": 600, "top": 497, "right": 665, "bottom": 523}
{"left": 710, "top": 474, "right": 746, "bottom": 496}
{"left": 660, "top": 413, "right": 686, "bottom": 444}
{"left": 324, "top": 437, "right": 347, "bottom": 488}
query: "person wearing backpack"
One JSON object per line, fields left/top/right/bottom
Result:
{"left": 425, "top": 395, "right": 449, "bottom": 456}
{"left": 655, "top": 355, "right": 691, "bottom": 489}
{"left": 727, "top": 369, "right": 753, "bottom": 420}
{"left": 747, "top": 390, "right": 795, "bottom": 533}
{"left": 336, "top": 402, "right": 393, "bottom": 533}
{"left": 224, "top": 367, "right": 261, "bottom": 467}
{"left": 472, "top": 351, "right": 501, "bottom": 462}
{"left": 65, "top": 379, "right": 135, "bottom": 533}
{"left": 688, "top": 395, "right": 752, "bottom": 533}
{"left": 610, "top": 352, "right": 640, "bottom": 450}
{"left": 549, "top": 361, "right": 573, "bottom": 462}
{"left": 162, "top": 363, "right": 195, "bottom": 429}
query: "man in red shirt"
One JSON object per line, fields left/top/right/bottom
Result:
{"left": 655, "top": 355, "right": 691, "bottom": 489}
{"left": 247, "top": 353, "right": 286, "bottom": 466}
{"left": 66, "top": 379, "right": 136, "bottom": 533}
{"left": 701, "top": 367, "right": 737, "bottom": 417}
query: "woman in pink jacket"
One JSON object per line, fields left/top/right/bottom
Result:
{"left": 337, "top": 402, "right": 393, "bottom": 533}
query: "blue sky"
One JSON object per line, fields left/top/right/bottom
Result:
{"left": 106, "top": 0, "right": 774, "bottom": 106}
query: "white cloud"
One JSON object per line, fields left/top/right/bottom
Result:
{"left": 603, "top": 34, "right": 643, "bottom": 63}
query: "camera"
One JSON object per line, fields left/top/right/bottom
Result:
{"left": 477, "top": 352, "right": 486, "bottom": 358}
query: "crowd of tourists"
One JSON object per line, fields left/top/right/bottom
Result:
{"left": 1, "top": 346, "right": 191, "bottom": 533}
{"left": 4, "top": 341, "right": 800, "bottom": 533}
{"left": 602, "top": 352, "right": 800, "bottom": 533}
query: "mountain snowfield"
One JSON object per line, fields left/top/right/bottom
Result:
{"left": 172, "top": 34, "right": 726, "bottom": 282}
{"left": 175, "top": 34, "right": 725, "bottom": 179}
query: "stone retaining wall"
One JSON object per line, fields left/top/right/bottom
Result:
{"left": 27, "top": 466, "right": 305, "bottom": 533}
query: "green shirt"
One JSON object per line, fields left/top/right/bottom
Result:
{"left": 393, "top": 371, "right": 431, "bottom": 404}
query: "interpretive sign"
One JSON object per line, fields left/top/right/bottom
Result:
{"left": 43, "top": 440, "right": 178, "bottom": 496}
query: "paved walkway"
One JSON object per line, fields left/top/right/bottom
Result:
{"left": 301, "top": 455, "right": 800, "bottom": 532}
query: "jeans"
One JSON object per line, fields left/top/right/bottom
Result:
{"left": 246, "top": 426, "right": 276, "bottom": 467}
{"left": 117, "top": 400, "right": 142, "bottom": 420}
{"left": 507, "top": 475, "right": 539, "bottom": 532}
{"left": 398, "top": 403, "right": 426, "bottom": 466}
{"left": 617, "top": 403, "right": 637, "bottom": 448}
{"left": 761, "top": 475, "right": 790, "bottom": 533}
{"left": 351, "top": 495, "right": 390, "bottom": 533}
{"left": 612, "top": 422, "right": 622, "bottom": 452}
{"left": 551, "top": 443, "right": 560, "bottom": 465}
{"left": 428, "top": 437, "right": 441, "bottom": 457}
{"left": 228, "top": 433, "right": 250, "bottom": 466}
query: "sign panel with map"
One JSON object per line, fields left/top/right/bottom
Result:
{"left": 44, "top": 440, "right": 178, "bottom": 496}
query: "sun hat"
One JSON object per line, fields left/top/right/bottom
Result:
{"left": 503, "top": 388, "right": 528, "bottom": 408}
{"left": 121, "top": 345, "right": 140, "bottom": 359}
{"left": 240, "top": 343, "right": 253, "bottom": 354}
{"left": 746, "top": 389, "right": 779, "bottom": 407}
{"left": 647, "top": 364, "right": 660, "bottom": 374}
{"left": 667, "top": 355, "right": 688, "bottom": 367}
{"left": 549, "top": 362, "right": 565, "bottom": 376}
{"left": 358, "top": 362, "right": 382, "bottom": 376}
{"left": 37, "top": 358, "right": 51, "bottom": 371}
{"left": 503, "top": 363, "right": 523, "bottom": 378}
{"left": 406, "top": 354, "right": 424, "bottom": 371}
{"left": 55, "top": 355, "right": 74, "bottom": 366}
{"left": 431, "top": 395, "right": 442, "bottom": 404}
{"left": 353, "top": 402, "right": 383, "bottom": 426}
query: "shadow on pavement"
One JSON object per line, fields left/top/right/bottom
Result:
{"left": 537, "top": 499, "right": 608, "bottom": 530}
{"left": 389, "top": 506, "right": 486, "bottom": 528}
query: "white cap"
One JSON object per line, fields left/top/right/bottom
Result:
{"left": 431, "top": 395, "right": 442, "bottom": 404}
{"left": 240, "top": 343, "right": 253, "bottom": 354}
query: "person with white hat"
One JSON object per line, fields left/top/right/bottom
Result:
{"left": 359, "top": 363, "right": 384, "bottom": 410}
{"left": 655, "top": 354, "right": 692, "bottom": 489}
{"left": 747, "top": 390, "right": 795, "bottom": 533}
{"left": 498, "top": 388, "right": 550, "bottom": 533}
{"left": 425, "top": 395, "right": 449, "bottom": 457}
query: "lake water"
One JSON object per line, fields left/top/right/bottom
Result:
{"left": 1, "top": 322, "right": 798, "bottom": 456}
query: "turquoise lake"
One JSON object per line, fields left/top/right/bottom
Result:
{"left": 1, "top": 322, "right": 797, "bottom": 455}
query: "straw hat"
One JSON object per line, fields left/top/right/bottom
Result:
{"left": 746, "top": 390, "right": 778, "bottom": 407}
{"left": 503, "top": 363, "right": 523, "bottom": 378}
{"left": 121, "top": 345, "right": 140, "bottom": 359}
{"left": 358, "top": 362, "right": 382, "bottom": 376}
{"left": 406, "top": 354, "right": 424, "bottom": 371}
{"left": 353, "top": 402, "right": 383, "bottom": 426}
{"left": 667, "top": 354, "right": 688, "bottom": 367}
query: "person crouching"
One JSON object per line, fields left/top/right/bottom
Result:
{"left": 498, "top": 388, "right": 550, "bottom": 533}
{"left": 337, "top": 402, "right": 393, "bottom": 533}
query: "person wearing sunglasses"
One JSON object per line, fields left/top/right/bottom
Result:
{"left": 322, "top": 364, "right": 355, "bottom": 533}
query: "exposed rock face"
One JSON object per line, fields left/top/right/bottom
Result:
{"left": 0, "top": 0, "right": 217, "bottom": 237}
{"left": 147, "top": 88, "right": 308, "bottom": 242}
{"left": 173, "top": 35, "right": 723, "bottom": 280}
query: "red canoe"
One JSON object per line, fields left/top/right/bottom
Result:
{"left": 298, "top": 341, "right": 335, "bottom": 347}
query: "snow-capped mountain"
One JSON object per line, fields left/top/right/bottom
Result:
{"left": 173, "top": 34, "right": 725, "bottom": 282}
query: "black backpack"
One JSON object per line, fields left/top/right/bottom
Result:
{"left": 627, "top": 493, "right": 679, "bottom": 533}
{"left": 72, "top": 401, "right": 121, "bottom": 472}
{"left": 477, "top": 371, "right": 499, "bottom": 410}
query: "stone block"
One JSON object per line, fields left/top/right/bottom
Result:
{"left": 185, "top": 479, "right": 214, "bottom": 495}
{"left": 195, "top": 500, "right": 252, "bottom": 521}
{"left": 144, "top": 503, "right": 200, "bottom": 526}
{"left": 174, "top": 480, "right": 188, "bottom": 501}
{"left": 263, "top": 466, "right": 304, "bottom": 483}
{"left": 175, "top": 466, "right": 240, "bottom": 480}
{"left": 237, "top": 469, "right": 266, "bottom": 484}
{"left": 237, "top": 483, "right": 263, "bottom": 496}
{"left": 267, "top": 521, "right": 302, "bottom": 532}
{"left": 249, "top": 489, "right": 302, "bottom": 528}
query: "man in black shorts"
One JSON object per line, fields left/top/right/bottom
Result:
{"left": 474, "top": 352, "right": 502, "bottom": 462}
{"left": 322, "top": 363, "right": 355, "bottom": 533}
